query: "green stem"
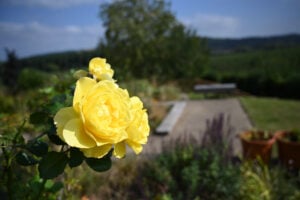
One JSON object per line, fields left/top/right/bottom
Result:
{"left": 34, "top": 132, "right": 47, "bottom": 140}
{"left": 2, "top": 147, "right": 13, "bottom": 200}
{"left": 12, "top": 119, "right": 26, "bottom": 144}
{"left": 0, "top": 144, "right": 26, "bottom": 148}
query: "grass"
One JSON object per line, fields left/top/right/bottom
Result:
{"left": 240, "top": 96, "right": 300, "bottom": 131}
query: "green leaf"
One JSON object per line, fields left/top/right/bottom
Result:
{"left": 85, "top": 155, "right": 112, "bottom": 172}
{"left": 44, "top": 180, "right": 63, "bottom": 193}
{"left": 38, "top": 151, "right": 68, "bottom": 179}
{"left": 69, "top": 148, "right": 84, "bottom": 168}
{"left": 30, "top": 111, "right": 49, "bottom": 125}
{"left": 46, "top": 123, "right": 66, "bottom": 145}
{"left": 48, "top": 134, "right": 66, "bottom": 145}
{"left": 49, "top": 182, "right": 63, "bottom": 193}
{"left": 47, "top": 94, "right": 68, "bottom": 114}
{"left": 27, "top": 139, "right": 48, "bottom": 157}
{"left": 16, "top": 152, "right": 38, "bottom": 166}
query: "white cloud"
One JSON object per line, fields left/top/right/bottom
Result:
{"left": 1, "top": 0, "right": 108, "bottom": 8}
{"left": 181, "top": 14, "right": 239, "bottom": 38}
{"left": 0, "top": 21, "right": 104, "bottom": 60}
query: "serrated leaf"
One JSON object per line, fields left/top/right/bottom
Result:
{"left": 69, "top": 148, "right": 84, "bottom": 168}
{"left": 27, "top": 139, "right": 48, "bottom": 157}
{"left": 30, "top": 111, "right": 49, "bottom": 125}
{"left": 46, "top": 123, "right": 66, "bottom": 145}
{"left": 16, "top": 152, "right": 38, "bottom": 166}
{"left": 85, "top": 155, "right": 112, "bottom": 172}
{"left": 38, "top": 151, "right": 68, "bottom": 179}
{"left": 47, "top": 134, "right": 66, "bottom": 145}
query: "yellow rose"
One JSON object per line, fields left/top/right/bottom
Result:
{"left": 114, "top": 96, "right": 150, "bottom": 158}
{"left": 54, "top": 57, "right": 150, "bottom": 159}
{"left": 54, "top": 77, "right": 131, "bottom": 158}
{"left": 89, "top": 57, "right": 114, "bottom": 81}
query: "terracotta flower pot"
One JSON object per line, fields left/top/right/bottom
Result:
{"left": 240, "top": 130, "right": 276, "bottom": 163}
{"left": 276, "top": 131, "right": 300, "bottom": 169}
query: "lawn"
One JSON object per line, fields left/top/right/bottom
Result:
{"left": 240, "top": 96, "right": 300, "bottom": 131}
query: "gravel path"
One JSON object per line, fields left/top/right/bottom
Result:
{"left": 142, "top": 98, "right": 253, "bottom": 156}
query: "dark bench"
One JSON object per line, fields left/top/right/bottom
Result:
{"left": 194, "top": 83, "right": 237, "bottom": 94}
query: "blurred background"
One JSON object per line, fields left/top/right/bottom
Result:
{"left": 1, "top": 0, "right": 300, "bottom": 97}
{"left": 1, "top": 0, "right": 300, "bottom": 60}
{"left": 1, "top": 0, "right": 300, "bottom": 199}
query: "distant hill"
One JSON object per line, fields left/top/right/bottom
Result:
{"left": 2, "top": 34, "right": 299, "bottom": 72}
{"left": 206, "top": 34, "right": 300, "bottom": 54}
{"left": 18, "top": 49, "right": 101, "bottom": 71}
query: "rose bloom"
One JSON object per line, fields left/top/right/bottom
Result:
{"left": 54, "top": 77, "right": 149, "bottom": 158}
{"left": 89, "top": 57, "right": 114, "bottom": 81}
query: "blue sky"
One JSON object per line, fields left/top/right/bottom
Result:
{"left": 0, "top": 0, "right": 300, "bottom": 60}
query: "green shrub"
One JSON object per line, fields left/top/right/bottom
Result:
{"left": 128, "top": 143, "right": 241, "bottom": 200}
{"left": 207, "top": 47, "right": 300, "bottom": 99}
{"left": 17, "top": 68, "right": 48, "bottom": 90}
{"left": 240, "top": 161, "right": 300, "bottom": 200}
{"left": 0, "top": 95, "right": 15, "bottom": 113}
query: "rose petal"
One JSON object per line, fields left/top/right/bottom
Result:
{"left": 81, "top": 144, "right": 112, "bottom": 158}
{"left": 73, "top": 77, "right": 96, "bottom": 112}
{"left": 62, "top": 118, "right": 96, "bottom": 148}
{"left": 126, "top": 140, "right": 143, "bottom": 154}
{"left": 89, "top": 58, "right": 114, "bottom": 80}
{"left": 130, "top": 96, "right": 143, "bottom": 110}
{"left": 114, "top": 142, "right": 126, "bottom": 158}
{"left": 54, "top": 107, "right": 78, "bottom": 140}
{"left": 89, "top": 57, "right": 106, "bottom": 72}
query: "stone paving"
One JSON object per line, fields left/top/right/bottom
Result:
{"left": 142, "top": 98, "right": 253, "bottom": 156}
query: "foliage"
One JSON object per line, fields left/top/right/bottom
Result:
{"left": 1, "top": 66, "right": 131, "bottom": 199}
{"left": 0, "top": 93, "right": 113, "bottom": 199}
{"left": 288, "top": 129, "right": 300, "bottom": 142}
{"left": 240, "top": 161, "right": 300, "bottom": 200}
{"left": 207, "top": 34, "right": 300, "bottom": 54}
{"left": 20, "top": 50, "right": 100, "bottom": 72}
{"left": 99, "top": 0, "right": 209, "bottom": 81}
{"left": 279, "top": 129, "right": 300, "bottom": 142}
{"left": 83, "top": 145, "right": 241, "bottom": 200}
{"left": 128, "top": 114, "right": 240, "bottom": 200}
{"left": 201, "top": 113, "right": 234, "bottom": 162}
{"left": 120, "top": 79, "right": 181, "bottom": 101}
{"left": 0, "top": 93, "right": 15, "bottom": 113}
{"left": 244, "top": 130, "right": 274, "bottom": 141}
{"left": 23, "top": 112, "right": 298, "bottom": 199}
{"left": 17, "top": 68, "right": 49, "bottom": 90}
{"left": 205, "top": 47, "right": 300, "bottom": 99}
{"left": 240, "top": 97, "right": 300, "bottom": 130}
{"left": 1, "top": 49, "right": 21, "bottom": 91}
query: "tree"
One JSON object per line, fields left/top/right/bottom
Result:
{"left": 99, "top": 0, "right": 208, "bottom": 81}
{"left": 1, "top": 49, "right": 21, "bottom": 90}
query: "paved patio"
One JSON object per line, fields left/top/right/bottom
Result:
{"left": 142, "top": 98, "right": 253, "bottom": 156}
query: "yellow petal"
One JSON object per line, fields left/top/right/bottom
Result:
{"left": 81, "top": 144, "right": 112, "bottom": 158}
{"left": 73, "top": 77, "right": 96, "bottom": 112}
{"left": 89, "top": 57, "right": 114, "bottom": 80}
{"left": 126, "top": 140, "right": 143, "bottom": 154}
{"left": 114, "top": 142, "right": 126, "bottom": 158}
{"left": 54, "top": 107, "right": 78, "bottom": 140}
{"left": 62, "top": 118, "right": 96, "bottom": 148}
{"left": 130, "top": 96, "right": 143, "bottom": 110}
{"left": 89, "top": 57, "right": 106, "bottom": 72}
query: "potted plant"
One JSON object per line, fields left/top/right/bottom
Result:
{"left": 240, "top": 130, "right": 276, "bottom": 163}
{"left": 276, "top": 129, "right": 300, "bottom": 169}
